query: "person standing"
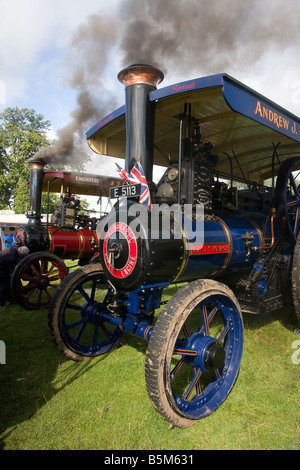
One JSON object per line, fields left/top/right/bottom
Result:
{"left": 0, "top": 245, "right": 29, "bottom": 309}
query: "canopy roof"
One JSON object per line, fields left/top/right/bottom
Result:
{"left": 86, "top": 73, "right": 300, "bottom": 183}
{"left": 41, "top": 170, "right": 122, "bottom": 197}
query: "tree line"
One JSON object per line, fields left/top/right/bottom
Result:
{"left": 1, "top": 107, "right": 69, "bottom": 214}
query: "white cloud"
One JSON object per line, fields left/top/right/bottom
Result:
{"left": 0, "top": 0, "right": 119, "bottom": 104}
{"left": 46, "top": 125, "right": 57, "bottom": 142}
{"left": 240, "top": 50, "right": 300, "bottom": 117}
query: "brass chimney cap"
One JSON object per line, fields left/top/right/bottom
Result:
{"left": 118, "top": 64, "right": 164, "bottom": 88}
{"left": 29, "top": 154, "right": 45, "bottom": 169}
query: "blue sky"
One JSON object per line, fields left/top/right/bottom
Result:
{"left": 1, "top": 0, "right": 300, "bottom": 190}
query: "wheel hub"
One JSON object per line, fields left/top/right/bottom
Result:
{"left": 83, "top": 301, "right": 105, "bottom": 324}
{"left": 185, "top": 333, "right": 226, "bottom": 371}
{"left": 204, "top": 341, "right": 226, "bottom": 369}
{"left": 37, "top": 276, "right": 50, "bottom": 289}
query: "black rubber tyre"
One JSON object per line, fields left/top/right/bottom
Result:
{"left": 145, "top": 279, "right": 243, "bottom": 428}
{"left": 275, "top": 156, "right": 300, "bottom": 242}
{"left": 292, "top": 235, "right": 300, "bottom": 322}
{"left": 48, "top": 263, "right": 125, "bottom": 361}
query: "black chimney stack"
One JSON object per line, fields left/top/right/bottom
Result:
{"left": 15, "top": 157, "right": 47, "bottom": 251}
{"left": 118, "top": 64, "right": 164, "bottom": 183}
{"left": 27, "top": 158, "right": 45, "bottom": 227}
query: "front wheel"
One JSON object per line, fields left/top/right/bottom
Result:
{"left": 48, "top": 264, "right": 125, "bottom": 361}
{"left": 145, "top": 279, "right": 243, "bottom": 428}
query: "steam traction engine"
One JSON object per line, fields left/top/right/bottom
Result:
{"left": 48, "top": 65, "right": 300, "bottom": 427}
{"left": 12, "top": 163, "right": 121, "bottom": 310}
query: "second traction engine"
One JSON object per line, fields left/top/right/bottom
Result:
{"left": 15, "top": 160, "right": 99, "bottom": 262}
{"left": 12, "top": 160, "right": 102, "bottom": 310}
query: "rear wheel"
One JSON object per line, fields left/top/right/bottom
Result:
{"left": 292, "top": 235, "right": 300, "bottom": 322}
{"left": 145, "top": 279, "right": 243, "bottom": 428}
{"left": 276, "top": 156, "right": 300, "bottom": 242}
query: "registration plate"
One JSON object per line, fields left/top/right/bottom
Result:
{"left": 110, "top": 184, "right": 141, "bottom": 199}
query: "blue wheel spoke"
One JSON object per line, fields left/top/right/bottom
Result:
{"left": 92, "top": 324, "right": 99, "bottom": 347}
{"left": 218, "top": 324, "right": 230, "bottom": 343}
{"left": 173, "top": 346, "right": 197, "bottom": 356}
{"left": 65, "top": 303, "right": 83, "bottom": 311}
{"left": 77, "top": 285, "right": 92, "bottom": 303}
{"left": 195, "top": 368, "right": 203, "bottom": 395}
{"left": 199, "top": 306, "right": 218, "bottom": 335}
{"left": 65, "top": 317, "right": 87, "bottom": 331}
{"left": 170, "top": 357, "right": 186, "bottom": 381}
{"left": 182, "top": 323, "right": 190, "bottom": 339}
{"left": 202, "top": 306, "right": 210, "bottom": 336}
{"left": 294, "top": 207, "right": 300, "bottom": 236}
{"left": 74, "top": 321, "right": 87, "bottom": 342}
{"left": 90, "top": 278, "right": 97, "bottom": 301}
{"left": 289, "top": 174, "right": 299, "bottom": 196}
{"left": 100, "top": 323, "right": 112, "bottom": 338}
{"left": 183, "top": 368, "right": 202, "bottom": 400}
{"left": 287, "top": 197, "right": 298, "bottom": 207}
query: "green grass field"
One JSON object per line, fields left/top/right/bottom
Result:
{"left": 0, "top": 281, "right": 300, "bottom": 450}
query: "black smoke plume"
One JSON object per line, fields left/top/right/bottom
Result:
{"left": 34, "top": 14, "right": 118, "bottom": 166}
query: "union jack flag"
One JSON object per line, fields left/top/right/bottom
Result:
{"left": 115, "top": 164, "right": 128, "bottom": 181}
{"left": 115, "top": 160, "right": 152, "bottom": 209}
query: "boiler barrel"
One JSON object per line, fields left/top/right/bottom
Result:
{"left": 99, "top": 206, "right": 270, "bottom": 290}
{"left": 175, "top": 214, "right": 264, "bottom": 282}
{"left": 47, "top": 227, "right": 98, "bottom": 259}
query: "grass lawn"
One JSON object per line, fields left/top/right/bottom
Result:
{"left": 0, "top": 282, "right": 300, "bottom": 450}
